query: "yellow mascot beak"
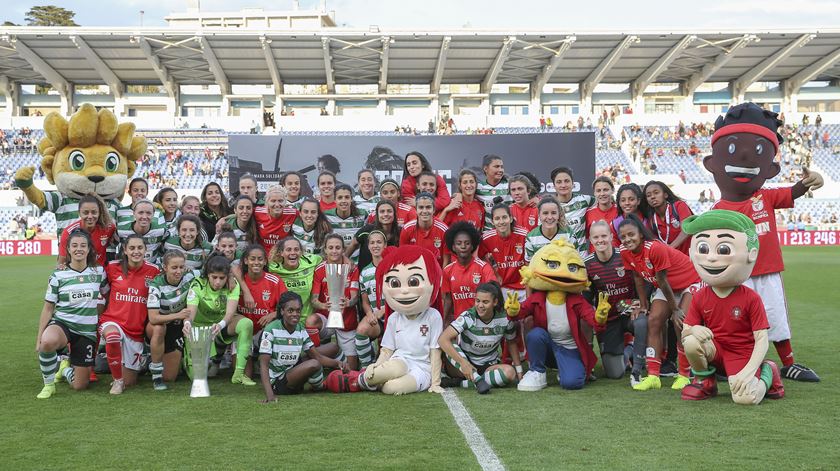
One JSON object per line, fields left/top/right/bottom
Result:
{"left": 523, "top": 239, "right": 590, "bottom": 293}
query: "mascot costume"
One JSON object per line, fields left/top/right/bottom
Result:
{"left": 705, "top": 102, "right": 821, "bottom": 382}
{"left": 14, "top": 103, "right": 146, "bottom": 236}
{"left": 680, "top": 209, "right": 785, "bottom": 404}
{"left": 327, "top": 245, "right": 444, "bottom": 395}
{"left": 506, "top": 239, "right": 610, "bottom": 391}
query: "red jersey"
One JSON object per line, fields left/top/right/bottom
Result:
{"left": 100, "top": 260, "right": 160, "bottom": 341}
{"left": 319, "top": 199, "right": 337, "bottom": 213}
{"left": 254, "top": 206, "right": 299, "bottom": 254}
{"left": 366, "top": 202, "right": 417, "bottom": 227}
{"left": 443, "top": 199, "right": 485, "bottom": 232}
{"left": 620, "top": 240, "right": 700, "bottom": 291}
{"left": 442, "top": 258, "right": 497, "bottom": 318}
{"left": 399, "top": 218, "right": 450, "bottom": 265}
{"left": 584, "top": 249, "right": 636, "bottom": 320}
{"left": 312, "top": 263, "right": 360, "bottom": 331}
{"left": 479, "top": 227, "right": 527, "bottom": 289}
{"left": 685, "top": 285, "right": 769, "bottom": 374}
{"left": 239, "top": 272, "right": 287, "bottom": 332}
{"left": 585, "top": 204, "right": 620, "bottom": 250}
{"left": 510, "top": 203, "right": 539, "bottom": 232}
{"left": 712, "top": 188, "right": 792, "bottom": 276}
{"left": 59, "top": 219, "right": 116, "bottom": 266}
{"left": 649, "top": 200, "right": 693, "bottom": 254}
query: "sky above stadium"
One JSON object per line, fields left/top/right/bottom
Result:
{"left": 3, "top": 0, "right": 840, "bottom": 30}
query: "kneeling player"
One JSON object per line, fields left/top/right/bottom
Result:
{"left": 438, "top": 282, "right": 522, "bottom": 394}
{"left": 680, "top": 210, "right": 784, "bottom": 404}
{"left": 258, "top": 292, "right": 349, "bottom": 403}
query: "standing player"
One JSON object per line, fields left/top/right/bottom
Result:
{"left": 508, "top": 174, "right": 539, "bottom": 232}
{"left": 440, "top": 169, "right": 486, "bottom": 231}
{"left": 525, "top": 197, "right": 573, "bottom": 262}
{"left": 163, "top": 215, "right": 213, "bottom": 270}
{"left": 316, "top": 171, "right": 338, "bottom": 212}
{"left": 35, "top": 230, "right": 106, "bottom": 399}
{"left": 585, "top": 176, "right": 619, "bottom": 249}
{"left": 254, "top": 185, "right": 298, "bottom": 255}
{"left": 613, "top": 183, "right": 648, "bottom": 236}
{"left": 475, "top": 154, "right": 511, "bottom": 229}
{"left": 217, "top": 195, "right": 259, "bottom": 254}
{"left": 281, "top": 171, "right": 306, "bottom": 209}
{"left": 310, "top": 234, "right": 361, "bottom": 369}
{"left": 349, "top": 199, "right": 401, "bottom": 270}
{"left": 325, "top": 184, "right": 368, "bottom": 263}
{"left": 357, "top": 230, "right": 388, "bottom": 368}
{"left": 198, "top": 182, "right": 231, "bottom": 243}
{"left": 584, "top": 220, "right": 646, "bottom": 382}
{"left": 116, "top": 199, "right": 169, "bottom": 264}
{"left": 375, "top": 179, "right": 417, "bottom": 227}
{"left": 58, "top": 194, "right": 116, "bottom": 267}
{"left": 706, "top": 103, "right": 823, "bottom": 381}
{"left": 153, "top": 187, "right": 180, "bottom": 234}
{"left": 619, "top": 215, "right": 701, "bottom": 391}
{"left": 99, "top": 234, "right": 160, "bottom": 394}
{"left": 439, "top": 281, "right": 522, "bottom": 393}
{"left": 644, "top": 181, "right": 693, "bottom": 254}
{"left": 400, "top": 151, "right": 450, "bottom": 211}
{"left": 354, "top": 169, "right": 380, "bottom": 214}
{"left": 292, "top": 198, "right": 331, "bottom": 255}
{"left": 147, "top": 250, "right": 197, "bottom": 390}
{"left": 442, "top": 222, "right": 496, "bottom": 324}
{"left": 399, "top": 193, "right": 450, "bottom": 267}
{"left": 551, "top": 167, "right": 595, "bottom": 256}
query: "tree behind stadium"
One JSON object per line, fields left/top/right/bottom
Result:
{"left": 25, "top": 5, "right": 79, "bottom": 26}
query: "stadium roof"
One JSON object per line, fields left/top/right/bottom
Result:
{"left": 1, "top": 27, "right": 840, "bottom": 94}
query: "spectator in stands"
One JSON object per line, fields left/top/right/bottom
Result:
{"left": 815, "top": 114, "right": 822, "bottom": 128}
{"left": 643, "top": 181, "right": 693, "bottom": 254}
{"left": 440, "top": 169, "right": 485, "bottom": 231}
{"left": 678, "top": 169, "right": 687, "bottom": 184}
{"left": 199, "top": 182, "right": 232, "bottom": 243}
{"left": 546, "top": 117, "right": 554, "bottom": 127}
{"left": 316, "top": 171, "right": 337, "bottom": 212}
{"left": 539, "top": 116, "right": 546, "bottom": 129}
{"left": 584, "top": 176, "right": 619, "bottom": 248}
{"left": 613, "top": 183, "right": 647, "bottom": 235}
{"left": 280, "top": 171, "right": 306, "bottom": 208}
{"left": 400, "top": 151, "right": 451, "bottom": 211}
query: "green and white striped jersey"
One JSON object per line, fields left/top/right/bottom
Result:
{"left": 360, "top": 262, "right": 378, "bottom": 306}
{"left": 258, "top": 319, "right": 314, "bottom": 381}
{"left": 524, "top": 225, "right": 574, "bottom": 262}
{"left": 115, "top": 205, "right": 166, "bottom": 231}
{"left": 162, "top": 237, "right": 213, "bottom": 271}
{"left": 147, "top": 270, "right": 199, "bottom": 316}
{"left": 291, "top": 218, "right": 318, "bottom": 255}
{"left": 44, "top": 266, "right": 106, "bottom": 340}
{"left": 450, "top": 307, "right": 516, "bottom": 366}
{"left": 353, "top": 194, "right": 380, "bottom": 215}
{"left": 117, "top": 218, "right": 169, "bottom": 265}
{"left": 160, "top": 210, "right": 180, "bottom": 235}
{"left": 44, "top": 191, "right": 120, "bottom": 237}
{"left": 559, "top": 193, "right": 595, "bottom": 256}
{"left": 323, "top": 209, "right": 368, "bottom": 261}
{"left": 476, "top": 177, "right": 511, "bottom": 228}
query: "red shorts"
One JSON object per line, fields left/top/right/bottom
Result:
{"left": 710, "top": 339, "right": 759, "bottom": 377}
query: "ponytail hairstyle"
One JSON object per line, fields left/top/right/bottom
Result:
{"left": 476, "top": 280, "right": 504, "bottom": 313}
{"left": 78, "top": 193, "right": 113, "bottom": 228}
{"left": 509, "top": 174, "right": 537, "bottom": 200}
{"left": 323, "top": 232, "right": 346, "bottom": 259}
{"left": 202, "top": 254, "right": 232, "bottom": 280}
{"left": 239, "top": 243, "right": 268, "bottom": 273}
{"left": 491, "top": 202, "right": 514, "bottom": 230}
{"left": 161, "top": 249, "right": 187, "bottom": 271}
{"left": 226, "top": 195, "right": 259, "bottom": 245}
{"left": 65, "top": 228, "right": 98, "bottom": 268}
{"left": 537, "top": 196, "right": 568, "bottom": 228}
{"left": 334, "top": 183, "right": 361, "bottom": 218}
{"left": 269, "top": 236, "right": 303, "bottom": 267}
{"left": 617, "top": 213, "right": 656, "bottom": 242}
{"left": 153, "top": 187, "right": 179, "bottom": 218}
{"left": 299, "top": 197, "right": 332, "bottom": 250}
{"left": 176, "top": 214, "right": 205, "bottom": 246}
{"left": 119, "top": 233, "right": 147, "bottom": 276}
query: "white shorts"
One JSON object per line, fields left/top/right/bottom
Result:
{"left": 335, "top": 329, "right": 357, "bottom": 357}
{"left": 744, "top": 273, "right": 790, "bottom": 342}
{"left": 391, "top": 356, "right": 431, "bottom": 392}
{"left": 99, "top": 321, "right": 145, "bottom": 371}
{"left": 502, "top": 287, "right": 526, "bottom": 304}
{"left": 652, "top": 282, "right": 703, "bottom": 303}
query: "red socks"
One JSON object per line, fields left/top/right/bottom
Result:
{"left": 104, "top": 331, "right": 123, "bottom": 381}
{"left": 677, "top": 347, "right": 691, "bottom": 377}
{"left": 306, "top": 327, "right": 321, "bottom": 347}
{"left": 647, "top": 358, "right": 662, "bottom": 377}
{"left": 773, "top": 340, "right": 794, "bottom": 367}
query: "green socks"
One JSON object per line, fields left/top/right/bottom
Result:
{"left": 234, "top": 318, "right": 253, "bottom": 371}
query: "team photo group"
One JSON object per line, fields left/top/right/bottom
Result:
{"left": 26, "top": 102, "right": 823, "bottom": 405}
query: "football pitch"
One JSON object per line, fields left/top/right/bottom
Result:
{"left": 2, "top": 247, "right": 839, "bottom": 470}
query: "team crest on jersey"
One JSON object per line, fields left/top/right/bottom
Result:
{"left": 616, "top": 267, "right": 625, "bottom": 277}
{"left": 671, "top": 219, "right": 681, "bottom": 228}
{"left": 78, "top": 276, "right": 85, "bottom": 282}
{"left": 731, "top": 306, "right": 742, "bottom": 319}
{"left": 751, "top": 196, "right": 764, "bottom": 212}
{"left": 515, "top": 244, "right": 523, "bottom": 254}
{"left": 483, "top": 327, "right": 491, "bottom": 335}
{"left": 473, "top": 273, "right": 481, "bottom": 284}
{"left": 434, "top": 238, "right": 441, "bottom": 248}
{"left": 419, "top": 324, "right": 429, "bottom": 337}
{"left": 287, "top": 338, "right": 293, "bottom": 345}
{"left": 645, "top": 260, "right": 653, "bottom": 270}
{"left": 100, "top": 236, "right": 109, "bottom": 246}
{"left": 529, "top": 216, "right": 536, "bottom": 226}
{"left": 262, "top": 290, "right": 271, "bottom": 301}
{"left": 283, "top": 223, "right": 292, "bottom": 232}
{"left": 491, "top": 189, "right": 497, "bottom": 196}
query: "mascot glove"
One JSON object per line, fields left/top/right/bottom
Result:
{"left": 801, "top": 168, "right": 824, "bottom": 191}
{"left": 14, "top": 166, "right": 35, "bottom": 188}
{"left": 688, "top": 325, "right": 713, "bottom": 343}
{"left": 595, "top": 292, "right": 610, "bottom": 325}
{"left": 504, "top": 292, "right": 520, "bottom": 318}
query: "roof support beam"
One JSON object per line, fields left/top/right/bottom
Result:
{"left": 9, "top": 37, "right": 73, "bottom": 114}
{"left": 136, "top": 36, "right": 178, "bottom": 100}
{"left": 197, "top": 36, "right": 230, "bottom": 96}
{"left": 631, "top": 35, "right": 695, "bottom": 100}
{"left": 379, "top": 36, "right": 390, "bottom": 93}
{"left": 260, "top": 36, "right": 283, "bottom": 94}
{"left": 0, "top": 75, "right": 20, "bottom": 116}
{"left": 783, "top": 45, "right": 840, "bottom": 93}
{"left": 481, "top": 36, "right": 515, "bottom": 93}
{"left": 70, "top": 35, "right": 124, "bottom": 98}
{"left": 530, "top": 36, "right": 575, "bottom": 101}
{"left": 322, "top": 37, "right": 335, "bottom": 93}
{"left": 581, "top": 35, "right": 639, "bottom": 98}
{"left": 731, "top": 33, "right": 815, "bottom": 101}
{"left": 683, "top": 34, "right": 755, "bottom": 95}
{"left": 431, "top": 36, "right": 451, "bottom": 95}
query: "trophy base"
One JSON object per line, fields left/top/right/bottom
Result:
{"left": 326, "top": 310, "right": 345, "bottom": 329}
{"left": 190, "top": 379, "right": 210, "bottom": 398}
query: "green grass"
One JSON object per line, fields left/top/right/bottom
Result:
{"left": 2, "top": 247, "right": 839, "bottom": 470}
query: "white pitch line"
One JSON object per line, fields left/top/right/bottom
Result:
{"left": 441, "top": 389, "right": 506, "bottom": 471}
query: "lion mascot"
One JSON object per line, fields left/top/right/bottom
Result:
{"left": 14, "top": 103, "right": 146, "bottom": 237}
{"left": 505, "top": 239, "right": 610, "bottom": 391}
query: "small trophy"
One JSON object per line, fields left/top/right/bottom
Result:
{"left": 189, "top": 325, "right": 214, "bottom": 398}
{"left": 325, "top": 263, "right": 349, "bottom": 329}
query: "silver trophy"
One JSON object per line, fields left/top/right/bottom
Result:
{"left": 325, "top": 263, "right": 349, "bottom": 329}
{"left": 188, "top": 326, "right": 214, "bottom": 398}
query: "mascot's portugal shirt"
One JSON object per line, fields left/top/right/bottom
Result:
{"left": 712, "top": 188, "right": 792, "bottom": 277}
{"left": 100, "top": 260, "right": 160, "bottom": 341}
{"left": 619, "top": 240, "right": 699, "bottom": 291}
{"left": 479, "top": 228, "right": 527, "bottom": 289}
{"left": 443, "top": 258, "right": 496, "bottom": 318}
{"left": 254, "top": 206, "right": 299, "bottom": 255}
{"left": 239, "top": 272, "right": 287, "bottom": 333}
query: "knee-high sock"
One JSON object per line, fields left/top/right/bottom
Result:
{"left": 447, "top": 345, "right": 481, "bottom": 382}
{"left": 774, "top": 340, "right": 794, "bottom": 367}
{"left": 149, "top": 362, "right": 164, "bottom": 380}
{"left": 482, "top": 368, "right": 508, "bottom": 388}
{"left": 677, "top": 345, "right": 690, "bottom": 377}
{"left": 39, "top": 351, "right": 58, "bottom": 384}
{"left": 234, "top": 318, "right": 253, "bottom": 372}
{"left": 63, "top": 366, "right": 76, "bottom": 383}
{"left": 355, "top": 334, "right": 375, "bottom": 368}
{"left": 104, "top": 330, "right": 123, "bottom": 381}
{"left": 631, "top": 316, "right": 648, "bottom": 374}
{"left": 307, "top": 366, "right": 325, "bottom": 389}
